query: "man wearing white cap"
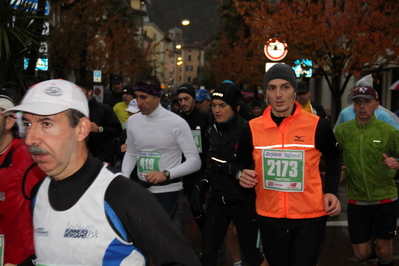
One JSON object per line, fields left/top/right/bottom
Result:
{"left": 4, "top": 79, "right": 201, "bottom": 266}
{"left": 335, "top": 86, "right": 399, "bottom": 266}
{"left": 0, "top": 89, "right": 46, "bottom": 265}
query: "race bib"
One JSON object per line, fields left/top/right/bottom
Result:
{"left": 137, "top": 151, "right": 161, "bottom": 181}
{"left": 0, "top": 234, "right": 3, "bottom": 266}
{"left": 262, "top": 149, "right": 304, "bottom": 192}
{"left": 192, "top": 129, "right": 202, "bottom": 153}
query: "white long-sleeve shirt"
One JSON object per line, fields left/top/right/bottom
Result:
{"left": 122, "top": 104, "right": 201, "bottom": 194}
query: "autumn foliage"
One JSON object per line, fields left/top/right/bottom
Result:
{"left": 48, "top": 0, "right": 151, "bottom": 82}
{"left": 229, "top": 0, "right": 399, "bottom": 118}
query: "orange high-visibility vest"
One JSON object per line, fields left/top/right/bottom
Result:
{"left": 250, "top": 102, "right": 326, "bottom": 219}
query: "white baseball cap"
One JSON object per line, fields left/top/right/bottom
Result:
{"left": 126, "top": 99, "right": 139, "bottom": 113}
{"left": 4, "top": 79, "right": 89, "bottom": 117}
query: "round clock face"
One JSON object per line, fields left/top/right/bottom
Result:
{"left": 264, "top": 39, "right": 288, "bottom": 61}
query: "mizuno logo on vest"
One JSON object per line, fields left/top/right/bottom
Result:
{"left": 294, "top": 136, "right": 305, "bottom": 142}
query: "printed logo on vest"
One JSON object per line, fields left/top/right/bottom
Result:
{"left": 63, "top": 223, "right": 98, "bottom": 239}
{"left": 294, "top": 136, "right": 305, "bottom": 142}
{"left": 35, "top": 227, "right": 49, "bottom": 237}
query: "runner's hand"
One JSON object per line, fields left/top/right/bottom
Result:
{"left": 324, "top": 193, "right": 341, "bottom": 217}
{"left": 146, "top": 171, "right": 167, "bottom": 184}
{"left": 383, "top": 153, "right": 399, "bottom": 170}
{"left": 239, "top": 169, "right": 258, "bottom": 188}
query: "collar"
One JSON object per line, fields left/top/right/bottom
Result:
{"left": 262, "top": 102, "right": 301, "bottom": 129}
{"left": 49, "top": 153, "right": 102, "bottom": 195}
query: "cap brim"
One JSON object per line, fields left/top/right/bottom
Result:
{"left": 3, "top": 102, "right": 69, "bottom": 116}
{"left": 352, "top": 95, "right": 375, "bottom": 100}
{"left": 126, "top": 107, "right": 140, "bottom": 113}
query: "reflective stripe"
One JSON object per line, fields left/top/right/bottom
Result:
{"left": 255, "top": 144, "right": 315, "bottom": 149}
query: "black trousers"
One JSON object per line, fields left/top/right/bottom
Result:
{"left": 202, "top": 196, "right": 265, "bottom": 266}
{"left": 259, "top": 215, "right": 327, "bottom": 266}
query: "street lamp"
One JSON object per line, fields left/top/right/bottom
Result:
{"left": 182, "top": 19, "right": 190, "bottom": 26}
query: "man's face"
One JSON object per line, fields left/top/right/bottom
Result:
{"left": 112, "top": 82, "right": 123, "bottom": 94}
{"left": 0, "top": 110, "right": 7, "bottom": 140}
{"left": 196, "top": 99, "right": 211, "bottom": 112}
{"left": 123, "top": 93, "right": 134, "bottom": 105}
{"left": 251, "top": 106, "right": 263, "bottom": 117}
{"left": 211, "top": 99, "right": 235, "bottom": 123}
{"left": 296, "top": 92, "right": 311, "bottom": 105}
{"left": 265, "top": 79, "right": 296, "bottom": 117}
{"left": 0, "top": 109, "right": 15, "bottom": 142}
{"left": 79, "top": 87, "right": 92, "bottom": 100}
{"left": 23, "top": 111, "right": 88, "bottom": 180}
{"left": 353, "top": 97, "right": 379, "bottom": 123}
{"left": 177, "top": 93, "right": 195, "bottom": 114}
{"left": 135, "top": 91, "right": 160, "bottom": 115}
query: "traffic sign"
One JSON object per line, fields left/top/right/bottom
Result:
{"left": 93, "top": 70, "right": 102, "bottom": 83}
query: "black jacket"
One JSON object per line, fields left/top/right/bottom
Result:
{"left": 206, "top": 112, "right": 256, "bottom": 202}
{"left": 180, "top": 107, "right": 212, "bottom": 171}
{"left": 87, "top": 97, "right": 122, "bottom": 163}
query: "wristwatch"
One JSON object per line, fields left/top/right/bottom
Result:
{"left": 163, "top": 170, "right": 171, "bottom": 180}
{"left": 98, "top": 126, "right": 104, "bottom": 133}
{"left": 235, "top": 170, "right": 242, "bottom": 180}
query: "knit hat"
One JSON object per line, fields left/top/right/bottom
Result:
{"left": 122, "top": 85, "right": 135, "bottom": 97}
{"left": 177, "top": 83, "right": 196, "bottom": 99}
{"left": 4, "top": 79, "right": 89, "bottom": 117}
{"left": 0, "top": 88, "right": 14, "bottom": 110}
{"left": 263, "top": 64, "right": 297, "bottom": 92}
{"left": 211, "top": 83, "right": 241, "bottom": 110}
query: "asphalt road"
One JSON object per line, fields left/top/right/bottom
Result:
{"left": 173, "top": 181, "right": 399, "bottom": 266}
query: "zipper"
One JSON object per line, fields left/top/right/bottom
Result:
{"left": 359, "top": 124, "right": 370, "bottom": 200}
{"left": 281, "top": 131, "right": 288, "bottom": 218}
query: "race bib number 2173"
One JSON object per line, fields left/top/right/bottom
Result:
{"left": 262, "top": 149, "right": 304, "bottom": 192}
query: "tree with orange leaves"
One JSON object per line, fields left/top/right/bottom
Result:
{"left": 204, "top": 0, "right": 265, "bottom": 90}
{"left": 48, "top": 0, "right": 152, "bottom": 83}
{"left": 233, "top": 0, "right": 399, "bottom": 120}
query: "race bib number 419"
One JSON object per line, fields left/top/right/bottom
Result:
{"left": 262, "top": 149, "right": 304, "bottom": 192}
{"left": 137, "top": 151, "right": 161, "bottom": 181}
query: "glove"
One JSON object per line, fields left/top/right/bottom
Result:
{"left": 190, "top": 178, "right": 210, "bottom": 218}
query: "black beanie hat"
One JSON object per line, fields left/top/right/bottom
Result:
{"left": 212, "top": 83, "right": 242, "bottom": 110}
{"left": 263, "top": 64, "right": 297, "bottom": 92}
{"left": 177, "top": 83, "right": 196, "bottom": 100}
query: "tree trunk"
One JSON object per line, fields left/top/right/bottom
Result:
{"left": 26, "top": 0, "right": 46, "bottom": 76}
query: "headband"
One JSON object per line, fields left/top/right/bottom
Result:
{"left": 134, "top": 82, "right": 163, "bottom": 98}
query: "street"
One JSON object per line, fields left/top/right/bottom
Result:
{"left": 174, "top": 180, "right": 399, "bottom": 266}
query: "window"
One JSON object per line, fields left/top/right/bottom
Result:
{"left": 186, "top": 65, "right": 193, "bottom": 71}
{"left": 188, "top": 55, "right": 192, "bottom": 61}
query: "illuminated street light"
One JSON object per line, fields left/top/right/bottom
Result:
{"left": 182, "top": 19, "right": 190, "bottom": 26}
{"left": 177, "top": 61, "right": 183, "bottom": 65}
{"left": 176, "top": 44, "right": 182, "bottom": 49}
{"left": 177, "top": 57, "right": 182, "bottom": 61}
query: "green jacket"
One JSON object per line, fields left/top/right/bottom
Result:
{"left": 335, "top": 116, "right": 399, "bottom": 201}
